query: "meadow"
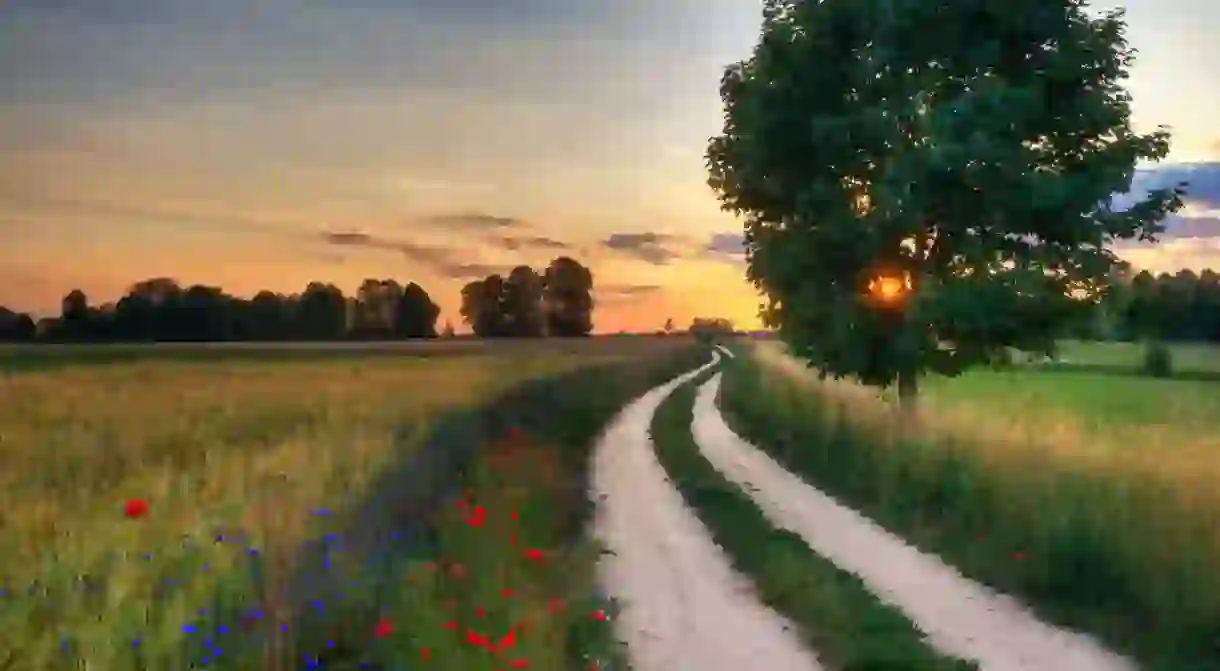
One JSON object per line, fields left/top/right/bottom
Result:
{"left": 719, "top": 339, "right": 1220, "bottom": 670}
{"left": 0, "top": 336, "right": 705, "bottom": 670}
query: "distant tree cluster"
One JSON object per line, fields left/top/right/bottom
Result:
{"left": 459, "top": 257, "right": 594, "bottom": 337}
{"left": 1091, "top": 269, "right": 1220, "bottom": 343}
{"left": 688, "top": 317, "right": 736, "bottom": 343}
{"left": 0, "top": 257, "right": 602, "bottom": 343}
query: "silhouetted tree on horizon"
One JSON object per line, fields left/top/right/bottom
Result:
{"left": 457, "top": 257, "right": 596, "bottom": 338}
{"left": 543, "top": 256, "right": 594, "bottom": 337}
{"left": 502, "top": 265, "right": 546, "bottom": 337}
{"left": 396, "top": 282, "right": 442, "bottom": 338}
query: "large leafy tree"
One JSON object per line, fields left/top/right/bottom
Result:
{"left": 460, "top": 274, "right": 508, "bottom": 337}
{"left": 543, "top": 257, "right": 594, "bottom": 337}
{"left": 394, "top": 282, "right": 442, "bottom": 338}
{"left": 501, "top": 265, "right": 546, "bottom": 337}
{"left": 707, "top": 0, "right": 1184, "bottom": 406}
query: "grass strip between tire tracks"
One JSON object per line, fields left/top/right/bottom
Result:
{"left": 649, "top": 367, "right": 976, "bottom": 671}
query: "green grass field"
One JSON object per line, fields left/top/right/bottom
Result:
{"left": 922, "top": 341, "right": 1220, "bottom": 445}
{"left": 721, "top": 339, "right": 1220, "bottom": 671}
{"left": 0, "top": 337, "right": 705, "bottom": 670}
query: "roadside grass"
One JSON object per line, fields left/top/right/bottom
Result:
{"left": 0, "top": 342, "right": 702, "bottom": 669}
{"left": 649, "top": 367, "right": 975, "bottom": 671}
{"left": 284, "top": 343, "right": 711, "bottom": 670}
{"left": 0, "top": 335, "right": 696, "bottom": 375}
{"left": 719, "top": 342, "right": 1220, "bottom": 671}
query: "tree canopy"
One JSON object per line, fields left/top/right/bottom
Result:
{"left": 707, "top": 0, "right": 1186, "bottom": 403}
{"left": 459, "top": 257, "right": 595, "bottom": 337}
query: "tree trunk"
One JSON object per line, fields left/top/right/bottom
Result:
{"left": 896, "top": 369, "right": 919, "bottom": 434}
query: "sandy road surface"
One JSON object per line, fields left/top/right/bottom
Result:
{"left": 691, "top": 366, "right": 1137, "bottom": 671}
{"left": 590, "top": 350, "right": 824, "bottom": 671}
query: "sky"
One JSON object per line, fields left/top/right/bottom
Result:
{"left": 1, "top": 0, "right": 1219, "bottom": 332}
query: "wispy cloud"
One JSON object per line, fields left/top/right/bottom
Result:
{"left": 599, "top": 283, "right": 662, "bottom": 296}
{"left": 0, "top": 192, "right": 304, "bottom": 237}
{"left": 491, "top": 234, "right": 570, "bottom": 251}
{"left": 703, "top": 231, "right": 746, "bottom": 264}
{"left": 321, "top": 229, "right": 501, "bottom": 279}
{"left": 1114, "top": 161, "right": 1220, "bottom": 212}
{"left": 421, "top": 212, "right": 524, "bottom": 230}
{"left": 602, "top": 232, "right": 682, "bottom": 265}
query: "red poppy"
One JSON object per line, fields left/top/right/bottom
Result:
{"left": 467, "top": 505, "right": 486, "bottom": 527}
{"left": 465, "top": 629, "right": 490, "bottom": 648}
{"left": 374, "top": 618, "right": 393, "bottom": 637}
{"left": 498, "top": 627, "right": 518, "bottom": 650}
{"left": 124, "top": 499, "right": 149, "bottom": 518}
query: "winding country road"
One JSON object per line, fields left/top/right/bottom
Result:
{"left": 589, "top": 346, "right": 1138, "bottom": 671}
{"left": 590, "top": 350, "right": 823, "bottom": 671}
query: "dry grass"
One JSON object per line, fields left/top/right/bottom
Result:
{"left": 753, "top": 342, "right": 1220, "bottom": 496}
{"left": 0, "top": 349, "right": 621, "bottom": 668}
{"left": 728, "top": 341, "right": 1220, "bottom": 668}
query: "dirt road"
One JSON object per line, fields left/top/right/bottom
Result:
{"left": 589, "top": 350, "right": 824, "bottom": 671}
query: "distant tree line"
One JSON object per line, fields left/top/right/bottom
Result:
{"left": 0, "top": 256, "right": 597, "bottom": 343}
{"left": 1078, "top": 269, "right": 1220, "bottom": 343}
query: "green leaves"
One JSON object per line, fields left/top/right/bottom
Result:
{"left": 707, "top": 0, "right": 1183, "bottom": 395}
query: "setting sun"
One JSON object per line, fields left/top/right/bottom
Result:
{"left": 867, "top": 272, "right": 911, "bottom": 305}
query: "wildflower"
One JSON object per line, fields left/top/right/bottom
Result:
{"left": 374, "top": 618, "right": 393, "bottom": 638}
{"left": 124, "top": 499, "right": 149, "bottom": 518}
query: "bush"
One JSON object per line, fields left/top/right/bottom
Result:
{"left": 1142, "top": 341, "right": 1173, "bottom": 378}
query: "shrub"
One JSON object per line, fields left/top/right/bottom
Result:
{"left": 1142, "top": 341, "right": 1173, "bottom": 378}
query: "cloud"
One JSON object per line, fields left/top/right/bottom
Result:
{"left": 1112, "top": 236, "right": 1220, "bottom": 274}
{"left": 596, "top": 283, "right": 664, "bottom": 304}
{"left": 602, "top": 232, "right": 681, "bottom": 265}
{"left": 321, "top": 229, "right": 500, "bottom": 279}
{"left": 492, "top": 234, "right": 570, "bottom": 251}
{"left": 322, "top": 231, "right": 371, "bottom": 245}
{"left": 1160, "top": 215, "right": 1220, "bottom": 239}
{"left": 442, "top": 263, "right": 507, "bottom": 280}
{"left": 705, "top": 232, "right": 745, "bottom": 255}
{"left": 0, "top": 192, "right": 305, "bottom": 237}
{"left": 1113, "top": 162, "right": 1220, "bottom": 212}
{"left": 422, "top": 212, "right": 524, "bottom": 230}
{"left": 598, "top": 283, "right": 662, "bottom": 297}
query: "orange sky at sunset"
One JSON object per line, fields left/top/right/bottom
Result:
{"left": 2, "top": 0, "right": 1219, "bottom": 332}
